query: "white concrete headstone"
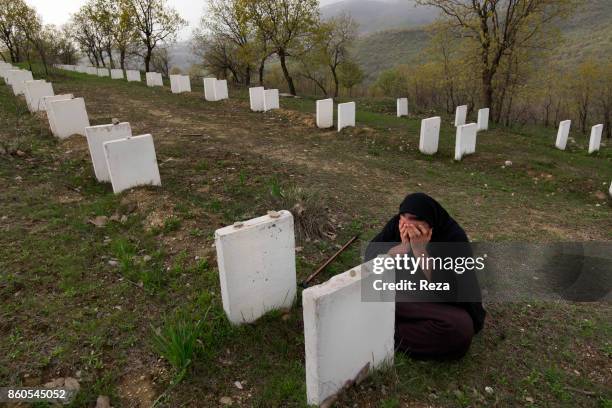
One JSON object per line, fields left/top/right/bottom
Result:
{"left": 316, "top": 98, "right": 334, "bottom": 129}
{"left": 204, "top": 78, "right": 217, "bottom": 101}
{"left": 303, "top": 261, "right": 395, "bottom": 406}
{"left": 477, "top": 108, "right": 489, "bottom": 131}
{"left": 146, "top": 72, "right": 163, "bottom": 87}
{"left": 170, "top": 74, "right": 191, "bottom": 94}
{"left": 455, "top": 123, "right": 478, "bottom": 160}
{"left": 455, "top": 104, "right": 468, "bottom": 127}
{"left": 214, "top": 210, "right": 296, "bottom": 324}
{"left": 47, "top": 97, "right": 90, "bottom": 139}
{"left": 103, "top": 134, "right": 161, "bottom": 194}
{"left": 263, "top": 89, "right": 280, "bottom": 111}
{"left": 249, "top": 87, "right": 265, "bottom": 112}
{"left": 86, "top": 67, "right": 98, "bottom": 75}
{"left": 588, "top": 124, "right": 603, "bottom": 154}
{"left": 397, "top": 98, "right": 408, "bottom": 117}
{"left": 215, "top": 79, "right": 228, "bottom": 100}
{"left": 40, "top": 94, "right": 74, "bottom": 114}
{"left": 85, "top": 122, "right": 133, "bottom": 182}
{"left": 126, "top": 70, "right": 141, "bottom": 82}
{"left": 9, "top": 70, "right": 33, "bottom": 95}
{"left": 419, "top": 116, "right": 441, "bottom": 155}
{"left": 97, "top": 68, "right": 110, "bottom": 77}
{"left": 24, "top": 80, "right": 54, "bottom": 112}
{"left": 555, "top": 120, "right": 571, "bottom": 150}
{"left": 337, "top": 102, "right": 356, "bottom": 132}
{"left": 110, "top": 69, "right": 124, "bottom": 79}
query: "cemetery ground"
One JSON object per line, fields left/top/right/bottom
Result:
{"left": 1, "top": 67, "right": 611, "bottom": 408}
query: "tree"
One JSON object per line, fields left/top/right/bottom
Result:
{"left": 246, "top": 0, "right": 319, "bottom": 95}
{"left": 0, "top": 0, "right": 30, "bottom": 63}
{"left": 318, "top": 13, "right": 357, "bottom": 97}
{"left": 417, "top": 0, "right": 577, "bottom": 122}
{"left": 150, "top": 46, "right": 170, "bottom": 77}
{"left": 338, "top": 60, "right": 363, "bottom": 96}
{"left": 129, "top": 0, "right": 186, "bottom": 72}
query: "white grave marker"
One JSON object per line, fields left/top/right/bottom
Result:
{"left": 249, "top": 87, "right": 265, "bottom": 111}
{"left": 454, "top": 123, "right": 478, "bottom": 160}
{"left": 103, "top": 134, "right": 161, "bottom": 194}
{"left": 337, "top": 102, "right": 356, "bottom": 132}
{"left": 588, "top": 124, "right": 603, "bottom": 154}
{"left": 419, "top": 116, "right": 441, "bottom": 155}
{"left": 215, "top": 79, "right": 228, "bottom": 100}
{"left": 204, "top": 78, "right": 217, "bottom": 101}
{"left": 97, "top": 68, "right": 110, "bottom": 77}
{"left": 555, "top": 120, "right": 571, "bottom": 150}
{"left": 477, "top": 108, "right": 489, "bottom": 131}
{"left": 40, "top": 94, "right": 74, "bottom": 113}
{"left": 126, "top": 70, "right": 141, "bottom": 82}
{"left": 170, "top": 74, "right": 191, "bottom": 94}
{"left": 146, "top": 72, "right": 163, "bottom": 87}
{"left": 303, "top": 261, "right": 395, "bottom": 406}
{"left": 85, "top": 122, "right": 133, "bottom": 182}
{"left": 24, "top": 80, "right": 54, "bottom": 112}
{"left": 86, "top": 67, "right": 98, "bottom": 75}
{"left": 316, "top": 98, "right": 334, "bottom": 129}
{"left": 397, "top": 98, "right": 408, "bottom": 117}
{"left": 455, "top": 104, "right": 468, "bottom": 127}
{"left": 264, "top": 89, "right": 280, "bottom": 111}
{"left": 47, "top": 97, "right": 90, "bottom": 139}
{"left": 110, "top": 69, "right": 124, "bottom": 79}
{"left": 9, "top": 70, "right": 33, "bottom": 95}
{"left": 215, "top": 210, "right": 296, "bottom": 324}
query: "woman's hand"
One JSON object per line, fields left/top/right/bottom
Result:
{"left": 406, "top": 223, "right": 432, "bottom": 256}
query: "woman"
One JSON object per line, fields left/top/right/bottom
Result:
{"left": 366, "top": 192, "right": 486, "bottom": 360}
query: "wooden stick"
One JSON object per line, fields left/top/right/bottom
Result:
{"left": 301, "top": 234, "right": 359, "bottom": 287}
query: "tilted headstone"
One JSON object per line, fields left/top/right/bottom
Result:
{"left": 103, "top": 134, "right": 161, "bottom": 194}
{"left": 215, "top": 210, "right": 296, "bottom": 324}
{"left": 397, "top": 98, "right": 408, "bottom": 117}
{"left": 146, "top": 72, "right": 163, "bottom": 87}
{"left": 85, "top": 122, "right": 133, "bottom": 182}
{"left": 455, "top": 123, "right": 478, "bottom": 160}
{"left": 303, "top": 261, "right": 395, "bottom": 406}
{"left": 40, "top": 94, "right": 74, "bottom": 114}
{"left": 316, "top": 98, "right": 334, "bottom": 129}
{"left": 249, "top": 87, "right": 265, "bottom": 112}
{"left": 477, "top": 108, "right": 489, "bottom": 131}
{"left": 46, "top": 97, "right": 90, "bottom": 139}
{"left": 126, "top": 70, "right": 141, "bottom": 82}
{"left": 455, "top": 104, "right": 468, "bottom": 127}
{"left": 337, "top": 102, "right": 356, "bottom": 132}
{"left": 588, "top": 124, "right": 603, "bottom": 154}
{"left": 263, "top": 89, "right": 280, "bottom": 111}
{"left": 97, "top": 68, "right": 110, "bottom": 77}
{"left": 555, "top": 120, "right": 571, "bottom": 150}
{"left": 24, "top": 80, "right": 54, "bottom": 112}
{"left": 9, "top": 70, "right": 34, "bottom": 95}
{"left": 419, "top": 116, "right": 441, "bottom": 155}
{"left": 110, "top": 69, "right": 124, "bottom": 79}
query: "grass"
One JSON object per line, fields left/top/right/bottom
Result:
{"left": 0, "top": 64, "right": 610, "bottom": 407}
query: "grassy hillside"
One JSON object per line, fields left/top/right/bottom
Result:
{"left": 0, "top": 65, "right": 610, "bottom": 407}
{"left": 352, "top": 28, "right": 430, "bottom": 80}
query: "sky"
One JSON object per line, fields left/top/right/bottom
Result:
{"left": 25, "top": 0, "right": 343, "bottom": 41}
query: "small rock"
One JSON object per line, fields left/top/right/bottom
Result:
{"left": 44, "top": 378, "right": 65, "bottom": 388}
{"left": 234, "top": 381, "right": 243, "bottom": 390}
{"left": 525, "top": 396, "right": 534, "bottom": 403}
{"left": 485, "top": 386, "right": 494, "bottom": 395}
{"left": 96, "top": 395, "right": 111, "bottom": 408}
{"left": 63, "top": 377, "right": 80, "bottom": 391}
{"left": 219, "top": 396, "right": 233, "bottom": 405}
{"left": 281, "top": 313, "right": 291, "bottom": 321}
{"left": 504, "top": 160, "right": 512, "bottom": 166}
{"left": 89, "top": 216, "right": 108, "bottom": 227}
{"left": 112, "top": 118, "right": 120, "bottom": 125}
{"left": 143, "top": 255, "right": 152, "bottom": 262}
{"left": 108, "top": 260, "right": 118, "bottom": 267}
{"left": 15, "top": 176, "right": 22, "bottom": 182}
{"left": 16, "top": 150, "right": 26, "bottom": 157}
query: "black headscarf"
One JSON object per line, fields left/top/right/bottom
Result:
{"left": 366, "top": 192, "right": 486, "bottom": 333}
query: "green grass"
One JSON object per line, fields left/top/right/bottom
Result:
{"left": 0, "top": 65, "right": 610, "bottom": 407}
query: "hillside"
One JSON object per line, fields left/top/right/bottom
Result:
{"left": 321, "top": 0, "right": 437, "bottom": 34}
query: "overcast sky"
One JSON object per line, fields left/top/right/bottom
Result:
{"left": 25, "top": 0, "right": 343, "bottom": 40}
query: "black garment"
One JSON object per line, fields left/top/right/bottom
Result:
{"left": 366, "top": 192, "right": 486, "bottom": 333}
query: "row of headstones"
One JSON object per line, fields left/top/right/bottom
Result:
{"left": 214, "top": 210, "right": 393, "bottom": 406}
{"left": 555, "top": 120, "right": 603, "bottom": 154}
{"left": 54, "top": 64, "right": 230, "bottom": 100}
